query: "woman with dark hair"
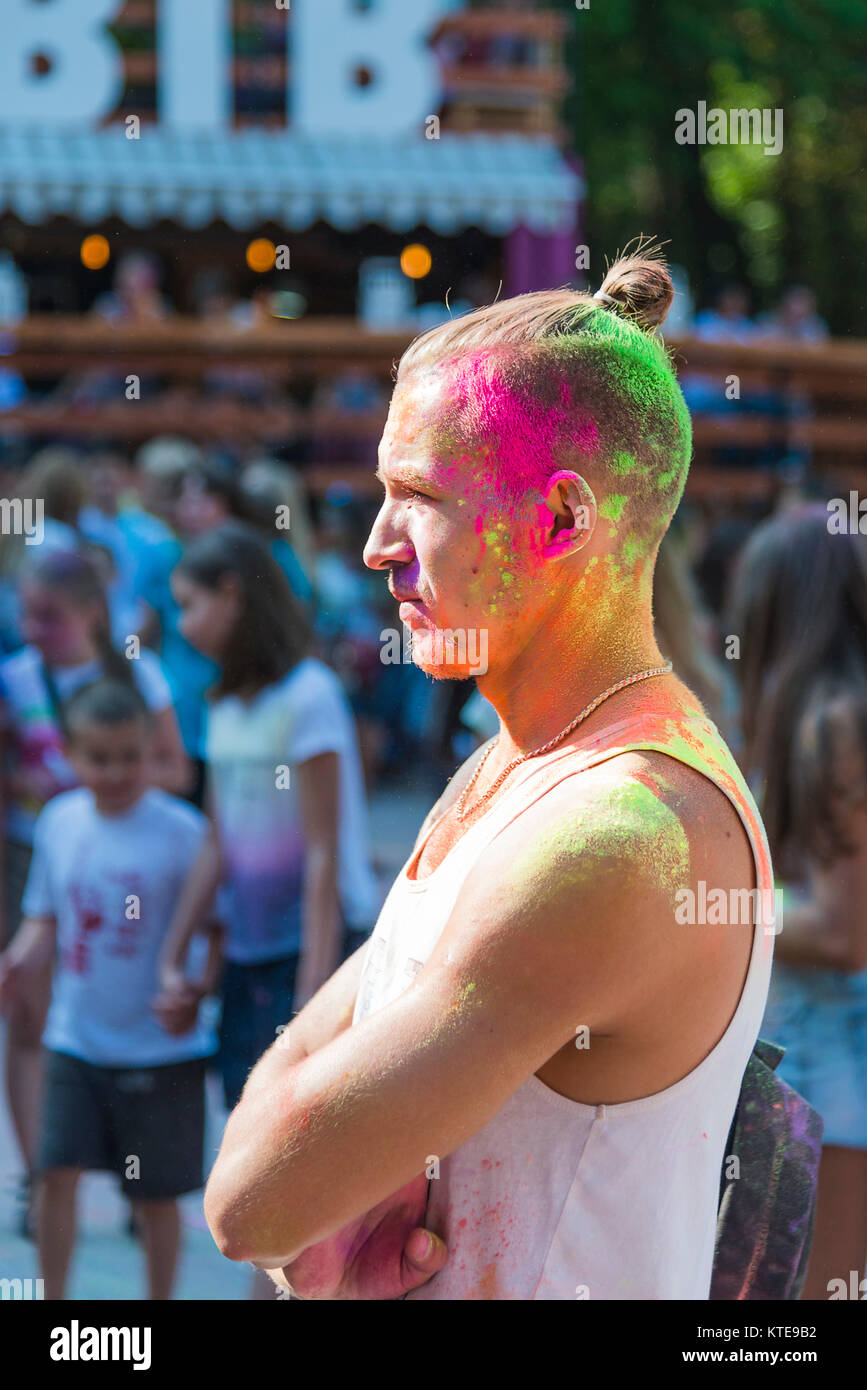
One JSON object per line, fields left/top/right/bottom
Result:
{"left": 161, "top": 523, "right": 378, "bottom": 1134}
{"left": 728, "top": 503, "right": 867, "bottom": 1299}
{"left": 177, "top": 455, "right": 314, "bottom": 609}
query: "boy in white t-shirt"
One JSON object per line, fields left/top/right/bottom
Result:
{"left": 0, "top": 679, "right": 220, "bottom": 1301}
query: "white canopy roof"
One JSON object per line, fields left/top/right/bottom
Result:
{"left": 0, "top": 126, "right": 581, "bottom": 235}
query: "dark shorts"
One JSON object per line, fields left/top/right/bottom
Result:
{"left": 38, "top": 1049, "right": 207, "bottom": 1199}
{"left": 217, "top": 926, "right": 371, "bottom": 1110}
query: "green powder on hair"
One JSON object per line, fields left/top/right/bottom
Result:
{"left": 611, "top": 451, "right": 637, "bottom": 475}
{"left": 655, "top": 464, "right": 681, "bottom": 491}
{"left": 599, "top": 494, "right": 627, "bottom": 522}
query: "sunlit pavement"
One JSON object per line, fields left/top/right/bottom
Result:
{"left": 0, "top": 782, "right": 431, "bottom": 1300}
{"left": 0, "top": 1062, "right": 250, "bottom": 1300}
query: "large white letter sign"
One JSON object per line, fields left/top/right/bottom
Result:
{"left": 157, "top": 0, "right": 232, "bottom": 129}
{"left": 0, "top": 0, "right": 124, "bottom": 125}
{"left": 291, "top": 0, "right": 445, "bottom": 137}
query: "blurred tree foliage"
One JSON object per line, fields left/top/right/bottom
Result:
{"left": 556, "top": 0, "right": 866, "bottom": 333}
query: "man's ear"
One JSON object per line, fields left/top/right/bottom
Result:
{"left": 538, "top": 470, "right": 597, "bottom": 559}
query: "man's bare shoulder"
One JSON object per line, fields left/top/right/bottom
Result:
{"left": 497, "top": 747, "right": 749, "bottom": 882}
{"left": 456, "top": 746, "right": 755, "bottom": 975}
{"left": 425, "top": 747, "right": 756, "bottom": 1092}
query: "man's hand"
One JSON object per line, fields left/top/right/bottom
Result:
{"left": 264, "top": 1173, "right": 447, "bottom": 1300}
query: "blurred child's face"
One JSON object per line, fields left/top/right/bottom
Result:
{"left": 20, "top": 581, "right": 99, "bottom": 666}
{"left": 66, "top": 719, "right": 149, "bottom": 814}
{"left": 171, "top": 571, "right": 240, "bottom": 662}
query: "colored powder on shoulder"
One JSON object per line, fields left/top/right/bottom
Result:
{"left": 504, "top": 777, "right": 690, "bottom": 899}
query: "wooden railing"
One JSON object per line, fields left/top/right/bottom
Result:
{"left": 2, "top": 318, "right": 865, "bottom": 499}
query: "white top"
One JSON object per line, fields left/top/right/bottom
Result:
{"left": 352, "top": 711, "right": 775, "bottom": 1300}
{"left": 205, "top": 658, "right": 380, "bottom": 963}
{"left": 23, "top": 787, "right": 216, "bottom": 1067}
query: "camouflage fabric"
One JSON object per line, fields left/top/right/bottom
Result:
{"left": 710, "top": 1037, "right": 824, "bottom": 1300}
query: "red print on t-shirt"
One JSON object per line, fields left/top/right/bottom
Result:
{"left": 67, "top": 882, "right": 104, "bottom": 975}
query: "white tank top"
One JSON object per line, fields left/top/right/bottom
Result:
{"left": 352, "top": 709, "right": 775, "bottom": 1300}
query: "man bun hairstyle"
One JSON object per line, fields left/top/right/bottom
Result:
{"left": 396, "top": 238, "right": 691, "bottom": 566}
{"left": 594, "top": 245, "right": 675, "bottom": 332}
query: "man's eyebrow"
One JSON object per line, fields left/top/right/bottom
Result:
{"left": 375, "top": 464, "right": 437, "bottom": 489}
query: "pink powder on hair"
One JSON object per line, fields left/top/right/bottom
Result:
{"left": 446, "top": 351, "right": 600, "bottom": 493}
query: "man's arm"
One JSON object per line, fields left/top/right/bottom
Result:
{"left": 204, "top": 762, "right": 699, "bottom": 1266}
{"left": 244, "top": 939, "right": 369, "bottom": 1083}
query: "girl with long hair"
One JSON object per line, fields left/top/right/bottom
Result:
{"left": 728, "top": 503, "right": 867, "bottom": 1299}
{"left": 162, "top": 521, "right": 378, "bottom": 1119}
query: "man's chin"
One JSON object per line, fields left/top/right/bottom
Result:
{"left": 408, "top": 627, "right": 489, "bottom": 681}
{"left": 412, "top": 656, "right": 478, "bottom": 681}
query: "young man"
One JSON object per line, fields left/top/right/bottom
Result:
{"left": 203, "top": 252, "right": 776, "bottom": 1300}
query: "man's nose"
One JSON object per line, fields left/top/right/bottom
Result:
{"left": 363, "top": 507, "right": 415, "bottom": 571}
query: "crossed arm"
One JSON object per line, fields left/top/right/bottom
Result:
{"left": 203, "top": 765, "right": 684, "bottom": 1267}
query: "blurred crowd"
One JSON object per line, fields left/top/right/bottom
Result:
{"left": 0, "top": 251, "right": 834, "bottom": 482}
{"left": 676, "top": 281, "right": 830, "bottom": 471}
{"left": 0, "top": 440, "right": 453, "bottom": 788}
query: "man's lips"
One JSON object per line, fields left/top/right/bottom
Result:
{"left": 398, "top": 599, "right": 428, "bottom": 624}
{"left": 389, "top": 583, "right": 423, "bottom": 607}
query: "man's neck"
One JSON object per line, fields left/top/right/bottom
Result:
{"left": 478, "top": 606, "right": 664, "bottom": 759}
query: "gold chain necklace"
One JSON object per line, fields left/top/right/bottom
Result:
{"left": 456, "top": 663, "right": 673, "bottom": 823}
